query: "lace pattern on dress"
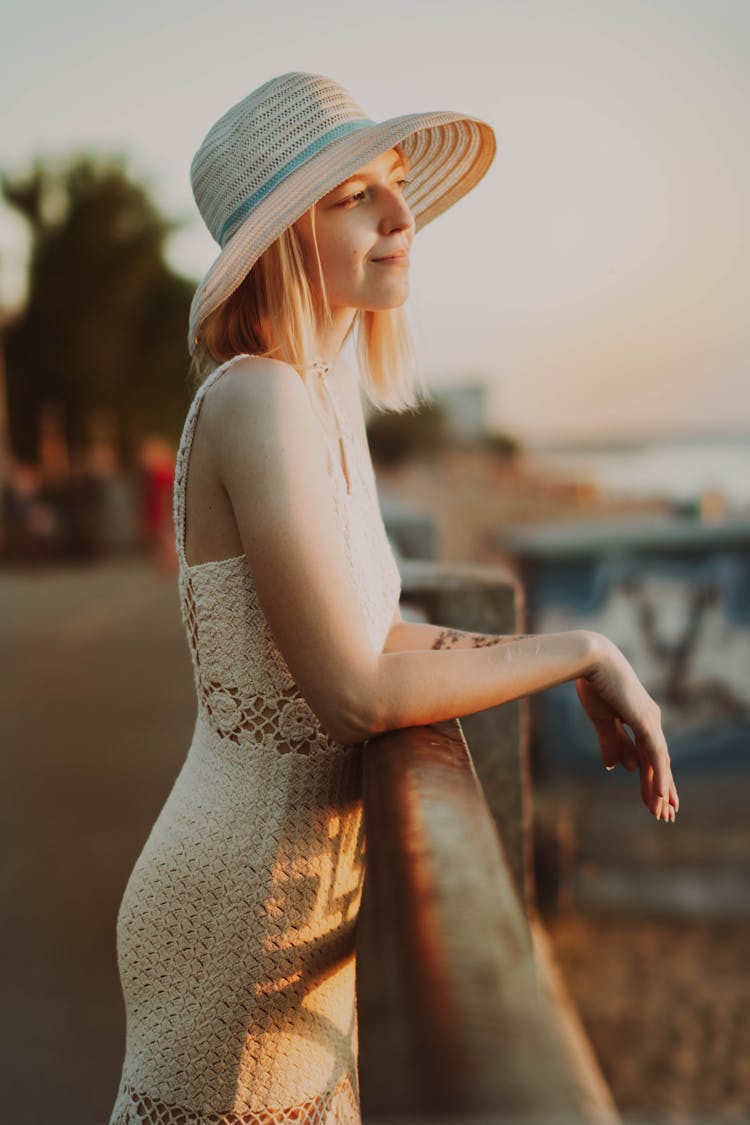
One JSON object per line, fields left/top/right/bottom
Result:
{"left": 182, "top": 567, "right": 349, "bottom": 757}
{"left": 110, "top": 1071, "right": 360, "bottom": 1124}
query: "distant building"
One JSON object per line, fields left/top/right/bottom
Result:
{"left": 430, "top": 383, "right": 488, "bottom": 442}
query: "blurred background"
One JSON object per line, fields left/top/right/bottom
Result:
{"left": 1, "top": 1, "right": 748, "bottom": 1122}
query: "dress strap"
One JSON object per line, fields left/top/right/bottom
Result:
{"left": 307, "top": 361, "right": 353, "bottom": 493}
{"left": 172, "top": 353, "right": 253, "bottom": 569}
{"left": 172, "top": 354, "right": 355, "bottom": 569}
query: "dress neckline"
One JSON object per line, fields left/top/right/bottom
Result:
{"left": 304, "top": 359, "right": 352, "bottom": 495}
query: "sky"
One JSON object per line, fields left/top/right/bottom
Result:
{"left": 1, "top": 0, "right": 748, "bottom": 443}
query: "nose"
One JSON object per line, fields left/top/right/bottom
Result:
{"left": 378, "top": 185, "right": 415, "bottom": 237}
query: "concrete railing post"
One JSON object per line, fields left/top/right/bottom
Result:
{"left": 397, "top": 557, "right": 533, "bottom": 912}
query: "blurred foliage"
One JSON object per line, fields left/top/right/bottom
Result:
{"left": 2, "top": 154, "right": 195, "bottom": 464}
{"left": 480, "top": 430, "right": 522, "bottom": 460}
{"left": 366, "top": 400, "right": 448, "bottom": 466}
{"left": 367, "top": 400, "right": 522, "bottom": 467}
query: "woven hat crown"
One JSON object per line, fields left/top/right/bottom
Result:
{"left": 187, "top": 71, "right": 497, "bottom": 354}
{"left": 191, "top": 72, "right": 374, "bottom": 249}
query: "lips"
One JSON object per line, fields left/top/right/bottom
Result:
{"left": 372, "top": 251, "right": 410, "bottom": 262}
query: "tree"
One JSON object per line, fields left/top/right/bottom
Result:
{"left": 366, "top": 400, "right": 449, "bottom": 467}
{"left": 2, "top": 154, "right": 195, "bottom": 464}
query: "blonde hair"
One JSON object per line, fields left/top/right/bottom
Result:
{"left": 189, "top": 149, "right": 430, "bottom": 414}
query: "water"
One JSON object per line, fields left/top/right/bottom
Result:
{"left": 529, "top": 432, "right": 750, "bottom": 509}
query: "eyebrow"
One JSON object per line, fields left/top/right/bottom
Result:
{"left": 335, "top": 154, "right": 408, "bottom": 190}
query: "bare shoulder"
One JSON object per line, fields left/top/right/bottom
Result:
{"left": 203, "top": 355, "right": 305, "bottom": 420}
{"left": 205, "top": 355, "right": 310, "bottom": 446}
{"left": 200, "top": 356, "right": 326, "bottom": 495}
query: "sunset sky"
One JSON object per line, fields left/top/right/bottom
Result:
{"left": 1, "top": 0, "right": 748, "bottom": 442}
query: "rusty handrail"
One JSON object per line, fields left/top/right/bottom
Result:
{"left": 355, "top": 717, "right": 619, "bottom": 1123}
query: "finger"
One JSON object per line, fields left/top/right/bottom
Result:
{"left": 623, "top": 749, "right": 640, "bottom": 771}
{"left": 637, "top": 749, "right": 654, "bottom": 812}
{"left": 642, "top": 710, "right": 673, "bottom": 814}
{"left": 576, "top": 680, "right": 622, "bottom": 769}
{"left": 612, "top": 725, "right": 638, "bottom": 770}
{"left": 599, "top": 720, "right": 623, "bottom": 769}
{"left": 633, "top": 719, "right": 672, "bottom": 819}
{"left": 669, "top": 778, "right": 679, "bottom": 814}
{"left": 615, "top": 719, "right": 639, "bottom": 771}
{"left": 651, "top": 746, "right": 672, "bottom": 818}
{"left": 646, "top": 768, "right": 669, "bottom": 820}
{"left": 607, "top": 718, "right": 641, "bottom": 772}
{"left": 664, "top": 776, "right": 679, "bottom": 821}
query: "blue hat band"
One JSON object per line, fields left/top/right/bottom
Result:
{"left": 218, "top": 118, "right": 374, "bottom": 248}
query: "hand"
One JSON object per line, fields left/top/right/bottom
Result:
{"left": 575, "top": 634, "right": 679, "bottom": 822}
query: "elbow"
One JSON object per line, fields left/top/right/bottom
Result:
{"left": 321, "top": 699, "right": 380, "bottom": 745}
{"left": 318, "top": 678, "right": 387, "bottom": 746}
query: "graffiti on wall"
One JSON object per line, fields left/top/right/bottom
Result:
{"left": 523, "top": 551, "right": 750, "bottom": 772}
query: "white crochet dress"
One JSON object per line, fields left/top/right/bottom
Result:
{"left": 109, "top": 354, "right": 401, "bottom": 1124}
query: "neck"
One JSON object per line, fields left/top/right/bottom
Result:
{"left": 310, "top": 307, "right": 357, "bottom": 368}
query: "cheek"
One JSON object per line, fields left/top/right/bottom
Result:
{"left": 314, "top": 214, "right": 369, "bottom": 288}
{"left": 325, "top": 241, "right": 366, "bottom": 284}
{"left": 335, "top": 229, "right": 365, "bottom": 263}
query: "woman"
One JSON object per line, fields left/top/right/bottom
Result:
{"left": 110, "top": 72, "right": 678, "bottom": 1125}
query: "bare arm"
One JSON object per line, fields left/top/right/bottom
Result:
{"left": 381, "top": 609, "right": 677, "bottom": 822}
{"left": 206, "top": 358, "right": 676, "bottom": 820}
{"left": 372, "top": 627, "right": 596, "bottom": 732}
{"left": 384, "top": 612, "right": 530, "bottom": 654}
{"left": 379, "top": 613, "right": 594, "bottom": 725}
{"left": 207, "top": 360, "right": 589, "bottom": 732}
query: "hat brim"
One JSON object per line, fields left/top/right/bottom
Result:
{"left": 188, "top": 110, "right": 496, "bottom": 355}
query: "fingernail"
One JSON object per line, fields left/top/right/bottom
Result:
{"left": 605, "top": 764, "right": 616, "bottom": 771}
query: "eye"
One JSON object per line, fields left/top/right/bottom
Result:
{"left": 339, "top": 177, "right": 412, "bottom": 207}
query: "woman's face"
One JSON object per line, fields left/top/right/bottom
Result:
{"left": 294, "top": 147, "right": 415, "bottom": 314}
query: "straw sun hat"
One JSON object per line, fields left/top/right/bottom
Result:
{"left": 188, "top": 71, "right": 497, "bottom": 355}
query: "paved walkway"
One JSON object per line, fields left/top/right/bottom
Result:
{"left": 1, "top": 558, "right": 194, "bottom": 1125}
